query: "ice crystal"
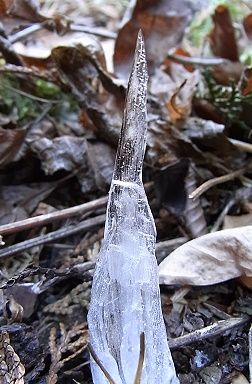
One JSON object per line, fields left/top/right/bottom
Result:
{"left": 88, "top": 30, "right": 179, "bottom": 384}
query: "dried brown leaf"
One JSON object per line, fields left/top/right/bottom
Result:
{"left": 240, "top": 67, "right": 252, "bottom": 96}
{"left": 0, "top": 183, "right": 57, "bottom": 225}
{"left": 159, "top": 226, "right": 252, "bottom": 286}
{"left": 1, "top": 0, "right": 45, "bottom": 21}
{"left": 155, "top": 159, "right": 207, "bottom": 238}
{"left": 243, "top": 13, "right": 252, "bottom": 40}
{"left": 0, "top": 127, "right": 26, "bottom": 168}
{"left": 113, "top": 0, "right": 195, "bottom": 78}
{"left": 209, "top": 5, "right": 239, "bottom": 62}
{"left": 167, "top": 72, "right": 198, "bottom": 124}
{"left": 3, "top": 295, "right": 23, "bottom": 324}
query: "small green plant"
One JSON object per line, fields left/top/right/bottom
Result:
{"left": 198, "top": 70, "right": 252, "bottom": 128}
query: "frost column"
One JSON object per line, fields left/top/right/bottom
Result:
{"left": 88, "top": 30, "right": 179, "bottom": 384}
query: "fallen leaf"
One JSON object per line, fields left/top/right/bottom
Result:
{"left": 1, "top": 0, "right": 45, "bottom": 21}
{"left": 5, "top": 283, "right": 38, "bottom": 319}
{"left": 209, "top": 5, "right": 239, "bottom": 62}
{"left": 0, "top": 127, "right": 26, "bottom": 167}
{"left": 51, "top": 39, "right": 124, "bottom": 147}
{"left": 232, "top": 373, "right": 250, "bottom": 384}
{"left": 0, "top": 182, "right": 57, "bottom": 225}
{"left": 159, "top": 226, "right": 252, "bottom": 286}
{"left": 243, "top": 13, "right": 252, "bottom": 40}
{"left": 113, "top": 0, "right": 196, "bottom": 78}
{"left": 30, "top": 136, "right": 87, "bottom": 174}
{"left": 223, "top": 214, "right": 252, "bottom": 229}
{"left": 154, "top": 159, "right": 207, "bottom": 238}
{"left": 167, "top": 71, "right": 198, "bottom": 124}
{"left": 182, "top": 117, "right": 237, "bottom": 156}
{"left": 240, "top": 67, "right": 252, "bottom": 96}
{"left": 154, "top": 158, "right": 190, "bottom": 216}
{"left": 86, "top": 140, "right": 115, "bottom": 192}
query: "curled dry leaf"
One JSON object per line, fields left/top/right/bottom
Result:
{"left": 159, "top": 226, "right": 252, "bottom": 286}
{"left": 0, "top": 127, "right": 26, "bottom": 168}
{"left": 209, "top": 5, "right": 239, "bottom": 62}
{"left": 3, "top": 295, "right": 24, "bottom": 324}
{"left": 167, "top": 71, "right": 198, "bottom": 124}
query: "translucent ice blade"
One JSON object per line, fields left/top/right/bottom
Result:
{"left": 88, "top": 30, "right": 179, "bottom": 384}
{"left": 114, "top": 30, "right": 148, "bottom": 184}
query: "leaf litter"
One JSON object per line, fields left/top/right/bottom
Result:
{"left": 0, "top": 0, "right": 252, "bottom": 383}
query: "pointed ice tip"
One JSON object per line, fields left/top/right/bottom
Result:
{"left": 137, "top": 29, "right": 144, "bottom": 41}
{"left": 135, "top": 29, "right": 145, "bottom": 57}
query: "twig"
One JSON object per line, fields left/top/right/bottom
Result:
{"left": 0, "top": 64, "right": 57, "bottom": 82}
{"left": 9, "top": 22, "right": 116, "bottom": 44}
{"left": 168, "top": 316, "right": 249, "bottom": 350}
{"left": 0, "top": 183, "right": 153, "bottom": 237}
{"left": 189, "top": 169, "right": 245, "bottom": 200}
{"left": 0, "top": 261, "right": 95, "bottom": 289}
{"left": 0, "top": 35, "right": 23, "bottom": 66}
{"left": 134, "top": 333, "right": 145, "bottom": 384}
{"left": 87, "top": 343, "right": 117, "bottom": 384}
{"left": 0, "top": 196, "right": 107, "bottom": 236}
{"left": 211, "top": 186, "right": 252, "bottom": 232}
{"left": 8, "top": 24, "right": 42, "bottom": 44}
{"left": 167, "top": 49, "right": 228, "bottom": 66}
{"left": 211, "top": 196, "right": 236, "bottom": 232}
{"left": 230, "top": 138, "right": 252, "bottom": 154}
{"left": 0, "top": 215, "right": 105, "bottom": 259}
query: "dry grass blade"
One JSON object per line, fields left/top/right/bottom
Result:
{"left": 134, "top": 332, "right": 145, "bottom": 384}
{"left": 87, "top": 343, "right": 117, "bottom": 384}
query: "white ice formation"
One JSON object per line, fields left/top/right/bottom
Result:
{"left": 87, "top": 30, "right": 179, "bottom": 384}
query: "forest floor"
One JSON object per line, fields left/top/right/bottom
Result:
{"left": 0, "top": 0, "right": 252, "bottom": 383}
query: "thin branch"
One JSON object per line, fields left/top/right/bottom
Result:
{"left": 0, "top": 214, "right": 105, "bottom": 259}
{"left": 87, "top": 343, "right": 117, "bottom": 384}
{"left": 168, "top": 316, "right": 249, "bottom": 350}
{"left": 167, "top": 49, "right": 228, "bottom": 66}
{"left": 0, "top": 64, "right": 57, "bottom": 82}
{"left": 230, "top": 138, "right": 252, "bottom": 154}
{"left": 0, "top": 196, "right": 107, "bottom": 236}
{"left": 0, "top": 183, "right": 153, "bottom": 237}
{"left": 189, "top": 169, "right": 245, "bottom": 200}
{"left": 134, "top": 333, "right": 145, "bottom": 384}
{"left": 9, "top": 22, "right": 116, "bottom": 44}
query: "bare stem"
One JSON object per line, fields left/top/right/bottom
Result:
{"left": 134, "top": 333, "right": 145, "bottom": 384}
{"left": 87, "top": 344, "right": 117, "bottom": 384}
{"left": 189, "top": 169, "right": 245, "bottom": 200}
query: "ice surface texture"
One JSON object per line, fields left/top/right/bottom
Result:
{"left": 88, "top": 31, "right": 179, "bottom": 384}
